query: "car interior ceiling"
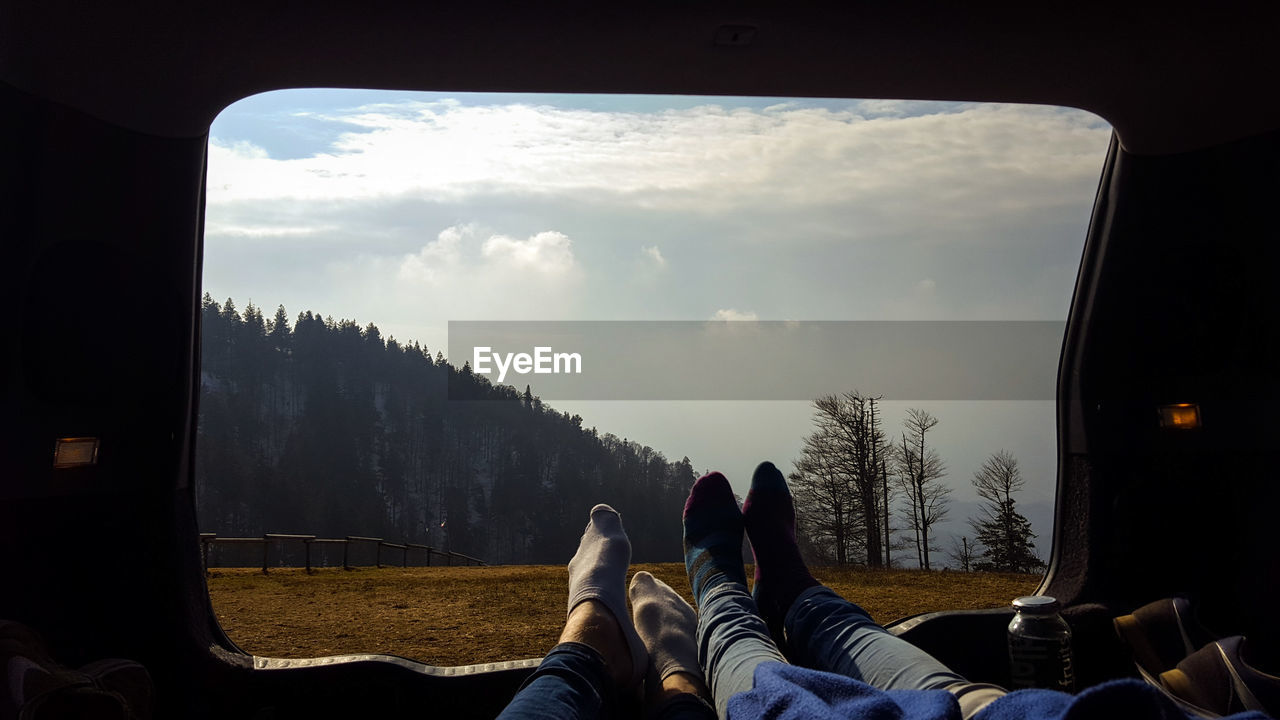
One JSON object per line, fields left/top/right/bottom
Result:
{"left": 2, "top": 3, "right": 1279, "bottom": 718}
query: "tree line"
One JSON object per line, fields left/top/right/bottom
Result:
{"left": 788, "top": 392, "right": 1043, "bottom": 574}
{"left": 198, "top": 297, "right": 1043, "bottom": 572}
{"left": 196, "top": 296, "right": 696, "bottom": 565}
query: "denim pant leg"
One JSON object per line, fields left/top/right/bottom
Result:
{"left": 783, "top": 587, "right": 1008, "bottom": 718}
{"left": 497, "top": 642, "right": 616, "bottom": 720}
{"left": 783, "top": 586, "right": 968, "bottom": 690}
{"left": 651, "top": 692, "right": 719, "bottom": 720}
{"left": 497, "top": 641, "right": 716, "bottom": 720}
{"left": 696, "top": 582, "right": 788, "bottom": 718}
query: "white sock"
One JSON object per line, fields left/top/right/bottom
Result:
{"left": 566, "top": 504, "right": 647, "bottom": 684}
{"left": 629, "top": 571, "right": 703, "bottom": 683}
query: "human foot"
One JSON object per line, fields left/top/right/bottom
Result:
{"left": 566, "top": 504, "right": 648, "bottom": 690}
{"left": 629, "top": 572, "right": 707, "bottom": 698}
{"left": 682, "top": 473, "right": 748, "bottom": 606}
{"left": 742, "top": 461, "right": 819, "bottom": 640}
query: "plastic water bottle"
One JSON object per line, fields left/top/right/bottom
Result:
{"left": 1008, "top": 596, "right": 1075, "bottom": 691}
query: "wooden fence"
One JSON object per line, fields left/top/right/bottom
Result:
{"left": 199, "top": 532, "right": 485, "bottom": 574}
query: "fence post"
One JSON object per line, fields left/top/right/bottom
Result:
{"left": 200, "top": 533, "right": 214, "bottom": 576}
{"left": 202, "top": 534, "right": 479, "bottom": 571}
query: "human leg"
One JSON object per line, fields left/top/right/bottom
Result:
{"left": 743, "top": 462, "right": 1006, "bottom": 718}
{"left": 566, "top": 503, "right": 648, "bottom": 686}
{"left": 739, "top": 461, "right": 820, "bottom": 643}
{"left": 498, "top": 504, "right": 647, "bottom": 720}
{"left": 498, "top": 603, "right": 636, "bottom": 720}
{"left": 496, "top": 640, "right": 619, "bottom": 720}
{"left": 682, "top": 472, "right": 787, "bottom": 718}
{"left": 784, "top": 587, "right": 969, "bottom": 689}
{"left": 629, "top": 571, "right": 717, "bottom": 720}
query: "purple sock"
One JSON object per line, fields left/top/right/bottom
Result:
{"left": 683, "top": 472, "right": 748, "bottom": 605}
{"left": 742, "top": 461, "right": 819, "bottom": 640}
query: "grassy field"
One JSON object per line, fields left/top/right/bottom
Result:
{"left": 207, "top": 564, "right": 1038, "bottom": 666}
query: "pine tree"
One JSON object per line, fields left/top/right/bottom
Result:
{"left": 969, "top": 450, "right": 1043, "bottom": 574}
{"left": 269, "top": 305, "right": 291, "bottom": 354}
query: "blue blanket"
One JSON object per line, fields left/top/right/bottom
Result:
{"left": 728, "top": 662, "right": 1272, "bottom": 720}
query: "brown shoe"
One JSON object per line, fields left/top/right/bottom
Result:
{"left": 1159, "top": 636, "right": 1279, "bottom": 717}
{"left": 1115, "top": 597, "right": 1215, "bottom": 680}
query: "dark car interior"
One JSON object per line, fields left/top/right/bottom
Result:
{"left": 3, "top": 3, "right": 1278, "bottom": 717}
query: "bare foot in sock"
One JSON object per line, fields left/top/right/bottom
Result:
{"left": 566, "top": 503, "right": 648, "bottom": 691}
{"left": 629, "top": 571, "right": 709, "bottom": 704}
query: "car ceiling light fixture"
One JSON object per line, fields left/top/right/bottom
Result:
{"left": 714, "top": 24, "right": 757, "bottom": 46}
{"left": 53, "top": 437, "right": 99, "bottom": 468}
{"left": 1157, "top": 404, "right": 1201, "bottom": 430}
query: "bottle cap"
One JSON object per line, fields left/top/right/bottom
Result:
{"left": 1012, "top": 596, "right": 1060, "bottom": 614}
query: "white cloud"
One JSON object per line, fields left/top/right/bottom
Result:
{"left": 207, "top": 101, "right": 1110, "bottom": 232}
{"left": 482, "top": 231, "right": 576, "bottom": 275}
{"left": 398, "top": 224, "right": 469, "bottom": 283}
{"left": 641, "top": 245, "right": 666, "bottom": 267}
{"left": 274, "top": 222, "right": 590, "bottom": 356}
{"left": 203, "top": 95, "right": 1112, "bottom": 337}
{"left": 712, "top": 308, "right": 759, "bottom": 321}
{"left": 202, "top": 223, "right": 329, "bottom": 238}
{"left": 397, "top": 224, "right": 577, "bottom": 283}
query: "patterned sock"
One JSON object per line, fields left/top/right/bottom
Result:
{"left": 629, "top": 571, "right": 703, "bottom": 685}
{"left": 566, "top": 503, "right": 647, "bottom": 685}
{"left": 682, "top": 472, "right": 748, "bottom": 605}
{"left": 742, "top": 461, "right": 819, "bottom": 638}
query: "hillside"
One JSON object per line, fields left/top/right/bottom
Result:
{"left": 196, "top": 296, "right": 695, "bottom": 564}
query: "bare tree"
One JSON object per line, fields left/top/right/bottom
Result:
{"left": 948, "top": 535, "right": 976, "bottom": 572}
{"left": 863, "top": 396, "right": 888, "bottom": 567}
{"left": 879, "top": 457, "right": 920, "bottom": 567}
{"left": 790, "top": 392, "right": 889, "bottom": 566}
{"left": 789, "top": 427, "right": 863, "bottom": 565}
{"left": 881, "top": 457, "right": 895, "bottom": 567}
{"left": 894, "top": 408, "right": 951, "bottom": 570}
{"left": 970, "top": 450, "right": 1043, "bottom": 574}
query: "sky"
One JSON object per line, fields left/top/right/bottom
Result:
{"left": 203, "top": 89, "right": 1113, "bottom": 566}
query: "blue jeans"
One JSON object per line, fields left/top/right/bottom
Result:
{"left": 497, "top": 642, "right": 716, "bottom": 720}
{"left": 698, "top": 583, "right": 1004, "bottom": 718}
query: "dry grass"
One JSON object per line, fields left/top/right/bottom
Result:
{"left": 207, "top": 564, "right": 1038, "bottom": 666}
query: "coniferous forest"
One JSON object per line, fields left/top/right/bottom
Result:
{"left": 195, "top": 296, "right": 697, "bottom": 564}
